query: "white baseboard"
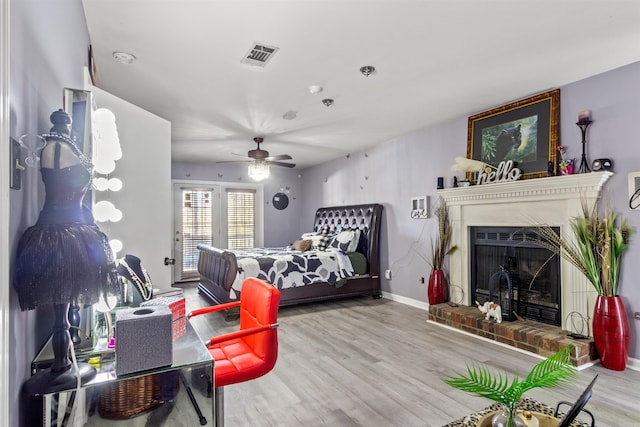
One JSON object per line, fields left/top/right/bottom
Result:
{"left": 380, "top": 291, "right": 429, "bottom": 311}
{"left": 626, "top": 356, "right": 640, "bottom": 372}
{"left": 380, "top": 291, "right": 640, "bottom": 372}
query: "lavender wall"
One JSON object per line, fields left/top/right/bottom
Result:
{"left": 300, "top": 61, "right": 640, "bottom": 359}
{"left": 172, "top": 161, "right": 304, "bottom": 247}
{"left": 300, "top": 118, "right": 468, "bottom": 305}
{"left": 561, "top": 62, "right": 640, "bottom": 358}
{"left": 9, "top": 1, "right": 89, "bottom": 425}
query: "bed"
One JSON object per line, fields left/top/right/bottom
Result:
{"left": 196, "top": 203, "right": 383, "bottom": 310}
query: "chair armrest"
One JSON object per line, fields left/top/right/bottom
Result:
{"left": 205, "top": 323, "right": 279, "bottom": 346}
{"left": 188, "top": 301, "right": 241, "bottom": 319}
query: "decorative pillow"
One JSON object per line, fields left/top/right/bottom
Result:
{"left": 329, "top": 229, "right": 361, "bottom": 253}
{"left": 348, "top": 229, "right": 362, "bottom": 252}
{"left": 291, "top": 239, "right": 312, "bottom": 252}
{"left": 309, "top": 233, "right": 333, "bottom": 251}
{"left": 301, "top": 232, "right": 318, "bottom": 240}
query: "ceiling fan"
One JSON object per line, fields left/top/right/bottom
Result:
{"left": 217, "top": 137, "right": 296, "bottom": 168}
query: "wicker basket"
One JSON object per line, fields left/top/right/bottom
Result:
{"left": 98, "top": 372, "right": 180, "bottom": 419}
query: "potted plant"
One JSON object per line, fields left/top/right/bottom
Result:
{"left": 428, "top": 199, "right": 457, "bottom": 304}
{"left": 532, "top": 200, "right": 635, "bottom": 370}
{"left": 443, "top": 345, "right": 577, "bottom": 427}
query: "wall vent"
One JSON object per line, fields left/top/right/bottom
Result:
{"left": 241, "top": 42, "right": 279, "bottom": 67}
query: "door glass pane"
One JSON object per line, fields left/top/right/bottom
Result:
{"left": 181, "top": 189, "right": 213, "bottom": 278}
{"left": 227, "top": 190, "right": 255, "bottom": 249}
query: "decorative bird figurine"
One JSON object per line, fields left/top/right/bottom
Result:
{"left": 451, "top": 156, "right": 495, "bottom": 173}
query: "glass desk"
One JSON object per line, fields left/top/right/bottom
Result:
{"left": 27, "top": 321, "right": 214, "bottom": 426}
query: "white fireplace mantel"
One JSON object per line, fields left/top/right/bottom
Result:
{"left": 436, "top": 171, "right": 612, "bottom": 333}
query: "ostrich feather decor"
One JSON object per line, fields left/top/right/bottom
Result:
{"left": 451, "top": 156, "right": 493, "bottom": 173}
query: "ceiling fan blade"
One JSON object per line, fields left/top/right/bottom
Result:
{"left": 269, "top": 161, "right": 296, "bottom": 168}
{"left": 216, "top": 160, "right": 252, "bottom": 164}
{"left": 265, "top": 154, "right": 292, "bottom": 161}
{"left": 231, "top": 152, "right": 251, "bottom": 159}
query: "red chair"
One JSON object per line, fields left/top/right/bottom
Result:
{"left": 188, "top": 277, "right": 281, "bottom": 427}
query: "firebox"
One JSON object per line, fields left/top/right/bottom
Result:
{"left": 470, "top": 226, "right": 561, "bottom": 326}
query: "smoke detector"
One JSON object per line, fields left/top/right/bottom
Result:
{"left": 112, "top": 51, "right": 136, "bottom": 64}
{"left": 283, "top": 110, "right": 298, "bottom": 120}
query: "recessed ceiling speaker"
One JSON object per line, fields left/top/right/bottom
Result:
{"left": 592, "top": 158, "right": 613, "bottom": 171}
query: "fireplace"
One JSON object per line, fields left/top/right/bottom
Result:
{"left": 470, "top": 226, "right": 561, "bottom": 325}
{"left": 437, "top": 171, "right": 612, "bottom": 335}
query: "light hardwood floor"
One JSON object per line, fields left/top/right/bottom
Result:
{"left": 183, "top": 284, "right": 640, "bottom": 427}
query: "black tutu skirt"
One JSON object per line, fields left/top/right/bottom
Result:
{"left": 14, "top": 222, "right": 119, "bottom": 310}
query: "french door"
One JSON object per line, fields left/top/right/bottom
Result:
{"left": 173, "top": 184, "right": 221, "bottom": 282}
{"left": 172, "top": 181, "right": 263, "bottom": 283}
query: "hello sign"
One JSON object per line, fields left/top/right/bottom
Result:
{"left": 477, "top": 160, "right": 522, "bottom": 185}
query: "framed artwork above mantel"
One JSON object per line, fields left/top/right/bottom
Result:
{"left": 467, "top": 89, "right": 560, "bottom": 180}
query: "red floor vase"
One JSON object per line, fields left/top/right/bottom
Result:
{"left": 428, "top": 269, "right": 448, "bottom": 305}
{"left": 592, "top": 295, "right": 630, "bottom": 371}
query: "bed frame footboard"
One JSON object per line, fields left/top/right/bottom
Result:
{"left": 196, "top": 244, "right": 237, "bottom": 306}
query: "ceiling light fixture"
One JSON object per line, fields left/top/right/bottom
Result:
{"left": 360, "top": 65, "right": 376, "bottom": 77}
{"left": 248, "top": 161, "right": 270, "bottom": 181}
{"left": 112, "top": 51, "right": 136, "bottom": 64}
{"left": 322, "top": 98, "right": 334, "bottom": 107}
{"left": 308, "top": 85, "right": 323, "bottom": 94}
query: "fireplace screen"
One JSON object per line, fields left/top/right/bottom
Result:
{"left": 471, "top": 226, "right": 561, "bottom": 325}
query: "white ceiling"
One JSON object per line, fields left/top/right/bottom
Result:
{"left": 82, "top": 0, "right": 640, "bottom": 169}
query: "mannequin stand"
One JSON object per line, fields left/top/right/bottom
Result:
{"left": 23, "top": 303, "right": 96, "bottom": 395}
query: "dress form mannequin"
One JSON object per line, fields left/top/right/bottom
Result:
{"left": 14, "top": 110, "right": 118, "bottom": 394}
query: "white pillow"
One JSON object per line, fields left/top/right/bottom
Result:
{"left": 329, "top": 229, "right": 361, "bottom": 253}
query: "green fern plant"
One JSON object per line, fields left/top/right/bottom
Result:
{"left": 443, "top": 345, "right": 577, "bottom": 426}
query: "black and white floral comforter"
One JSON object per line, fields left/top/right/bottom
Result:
{"left": 229, "top": 247, "right": 355, "bottom": 299}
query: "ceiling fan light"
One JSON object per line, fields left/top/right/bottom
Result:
{"left": 248, "top": 161, "right": 270, "bottom": 181}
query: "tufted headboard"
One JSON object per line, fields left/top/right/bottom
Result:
{"left": 312, "top": 204, "right": 383, "bottom": 277}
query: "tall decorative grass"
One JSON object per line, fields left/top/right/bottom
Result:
{"left": 532, "top": 200, "right": 634, "bottom": 296}
{"left": 430, "top": 200, "right": 457, "bottom": 270}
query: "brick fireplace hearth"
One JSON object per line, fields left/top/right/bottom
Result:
{"left": 428, "top": 303, "right": 597, "bottom": 367}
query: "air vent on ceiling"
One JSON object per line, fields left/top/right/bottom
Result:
{"left": 241, "top": 42, "right": 279, "bottom": 67}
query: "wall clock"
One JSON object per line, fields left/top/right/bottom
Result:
{"left": 272, "top": 192, "right": 289, "bottom": 210}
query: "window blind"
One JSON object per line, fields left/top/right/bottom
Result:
{"left": 226, "top": 188, "right": 256, "bottom": 249}
{"left": 181, "top": 189, "right": 213, "bottom": 278}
